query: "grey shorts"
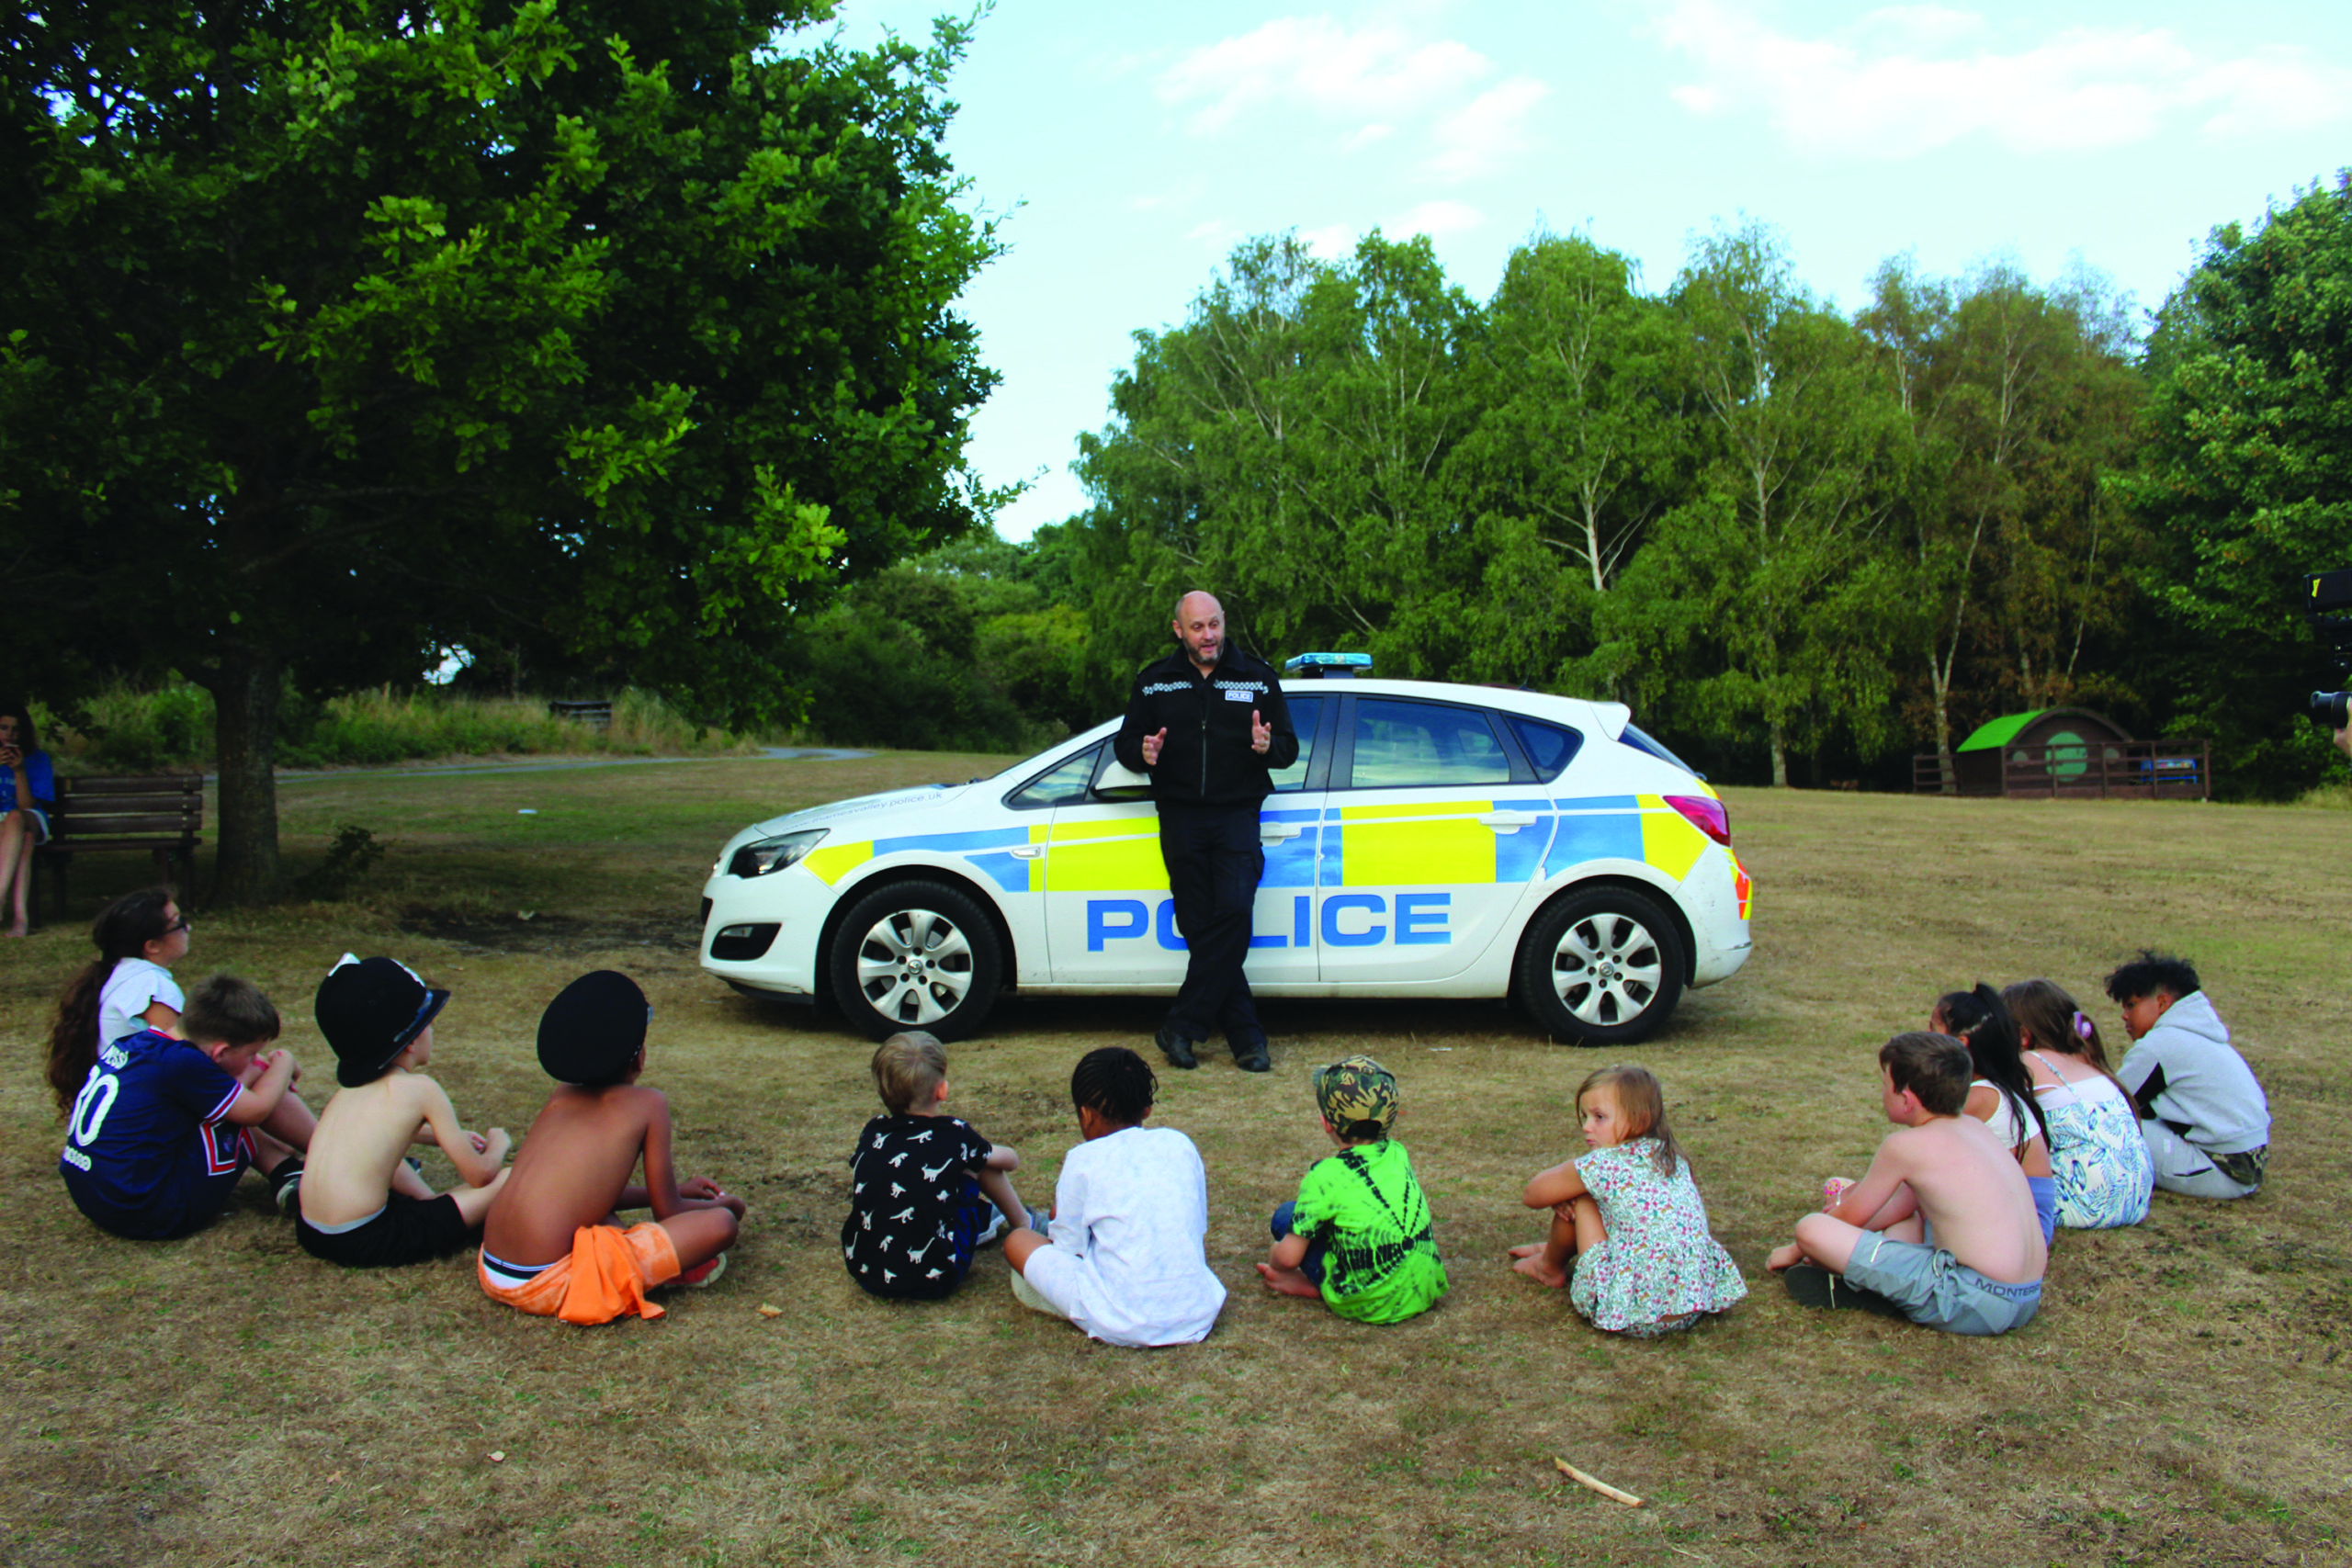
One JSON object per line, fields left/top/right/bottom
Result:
{"left": 1842, "top": 1234, "right": 2041, "bottom": 1337}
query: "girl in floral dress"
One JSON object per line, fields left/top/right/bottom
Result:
{"left": 1508, "top": 1065, "right": 1747, "bottom": 1337}
{"left": 2001, "top": 979, "right": 2154, "bottom": 1229}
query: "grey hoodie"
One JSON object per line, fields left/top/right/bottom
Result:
{"left": 2116, "top": 990, "right": 2269, "bottom": 1155}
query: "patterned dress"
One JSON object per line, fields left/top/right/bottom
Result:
{"left": 1568, "top": 1140, "right": 1747, "bottom": 1337}
{"left": 2029, "top": 1056, "right": 2154, "bottom": 1229}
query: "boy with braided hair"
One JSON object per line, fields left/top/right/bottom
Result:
{"left": 1003, "top": 1046, "right": 1225, "bottom": 1347}
{"left": 1258, "top": 1055, "right": 1447, "bottom": 1324}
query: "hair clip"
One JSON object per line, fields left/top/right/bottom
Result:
{"left": 2072, "top": 1010, "right": 2094, "bottom": 1041}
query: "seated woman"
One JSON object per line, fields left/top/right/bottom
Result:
{"left": 0, "top": 700, "right": 56, "bottom": 937}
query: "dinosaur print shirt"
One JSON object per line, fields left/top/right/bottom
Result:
{"left": 842, "top": 1113, "right": 996, "bottom": 1299}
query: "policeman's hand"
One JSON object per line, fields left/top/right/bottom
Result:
{"left": 2336, "top": 726, "right": 2351, "bottom": 762}
{"left": 1251, "top": 710, "right": 1271, "bottom": 754}
{"left": 1141, "top": 728, "right": 1167, "bottom": 766}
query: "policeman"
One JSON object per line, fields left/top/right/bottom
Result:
{"left": 1114, "top": 591, "right": 1298, "bottom": 1071}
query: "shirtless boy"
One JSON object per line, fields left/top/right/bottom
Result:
{"left": 297, "top": 955, "right": 512, "bottom": 1268}
{"left": 1768, "top": 1032, "right": 2046, "bottom": 1336}
{"left": 479, "top": 970, "right": 744, "bottom": 1324}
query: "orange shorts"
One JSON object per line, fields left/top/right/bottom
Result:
{"left": 478, "top": 1223, "right": 682, "bottom": 1324}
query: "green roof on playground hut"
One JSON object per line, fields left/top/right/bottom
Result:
{"left": 1957, "top": 711, "right": 2051, "bottom": 751}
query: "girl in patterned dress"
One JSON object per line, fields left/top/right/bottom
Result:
{"left": 2001, "top": 980, "right": 2154, "bottom": 1229}
{"left": 1508, "top": 1065, "right": 1747, "bottom": 1337}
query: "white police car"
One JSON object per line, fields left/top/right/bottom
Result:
{"left": 699, "top": 656, "right": 1752, "bottom": 1043}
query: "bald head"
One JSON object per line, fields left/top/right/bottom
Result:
{"left": 1171, "top": 591, "right": 1226, "bottom": 673}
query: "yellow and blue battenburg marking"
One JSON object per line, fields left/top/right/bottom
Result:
{"left": 798, "top": 792, "right": 1740, "bottom": 944}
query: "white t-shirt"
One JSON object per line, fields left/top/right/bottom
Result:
{"left": 1022, "top": 1124, "right": 1226, "bottom": 1348}
{"left": 98, "top": 958, "right": 184, "bottom": 1049}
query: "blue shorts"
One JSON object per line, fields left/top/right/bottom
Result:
{"left": 63, "top": 1126, "right": 253, "bottom": 1241}
{"left": 1270, "top": 1201, "right": 1327, "bottom": 1285}
{"left": 1842, "top": 1233, "right": 2041, "bottom": 1336}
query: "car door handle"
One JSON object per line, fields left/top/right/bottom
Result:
{"left": 1011, "top": 845, "right": 1046, "bottom": 860}
{"left": 1479, "top": 811, "right": 1539, "bottom": 831}
{"left": 1260, "top": 824, "right": 1303, "bottom": 842}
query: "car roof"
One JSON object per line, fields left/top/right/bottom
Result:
{"left": 1275, "top": 677, "right": 1634, "bottom": 743}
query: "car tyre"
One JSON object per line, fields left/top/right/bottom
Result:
{"left": 828, "top": 879, "right": 1003, "bottom": 1042}
{"left": 1519, "top": 886, "right": 1685, "bottom": 1044}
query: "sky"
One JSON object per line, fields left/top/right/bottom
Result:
{"left": 819, "top": 0, "right": 2352, "bottom": 541}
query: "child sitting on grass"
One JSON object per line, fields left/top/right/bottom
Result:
{"left": 2105, "top": 951, "right": 2270, "bottom": 1201}
{"left": 1769, "top": 1032, "right": 2045, "bottom": 1336}
{"left": 297, "top": 954, "right": 512, "bottom": 1269}
{"left": 843, "top": 1030, "right": 1042, "bottom": 1300}
{"left": 58, "top": 976, "right": 310, "bottom": 1238}
{"left": 479, "top": 970, "right": 744, "bottom": 1324}
{"left": 1003, "top": 1046, "right": 1225, "bottom": 1347}
{"left": 1932, "top": 984, "right": 2057, "bottom": 1246}
{"left": 1509, "top": 1064, "right": 1746, "bottom": 1337}
{"left": 2001, "top": 978, "right": 2153, "bottom": 1228}
{"left": 1257, "top": 1055, "right": 1447, "bottom": 1325}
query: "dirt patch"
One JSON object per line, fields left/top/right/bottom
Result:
{"left": 396, "top": 906, "right": 703, "bottom": 956}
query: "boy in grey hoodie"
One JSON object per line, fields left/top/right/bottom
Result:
{"left": 2105, "top": 953, "right": 2269, "bottom": 1199}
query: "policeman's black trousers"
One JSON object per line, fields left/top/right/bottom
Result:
{"left": 1156, "top": 802, "right": 1266, "bottom": 1048}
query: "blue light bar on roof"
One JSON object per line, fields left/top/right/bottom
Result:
{"left": 1283, "top": 651, "right": 1373, "bottom": 679}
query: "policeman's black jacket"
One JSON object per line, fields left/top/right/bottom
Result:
{"left": 1114, "top": 647, "right": 1300, "bottom": 808}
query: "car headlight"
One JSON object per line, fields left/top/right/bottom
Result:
{"left": 727, "top": 829, "right": 828, "bottom": 878}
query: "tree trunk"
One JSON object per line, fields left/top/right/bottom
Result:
{"left": 209, "top": 647, "right": 285, "bottom": 906}
{"left": 1769, "top": 723, "right": 1790, "bottom": 788}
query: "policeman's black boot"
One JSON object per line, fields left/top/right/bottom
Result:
{"left": 1155, "top": 1023, "right": 1199, "bottom": 1069}
{"left": 1231, "top": 1038, "right": 1271, "bottom": 1073}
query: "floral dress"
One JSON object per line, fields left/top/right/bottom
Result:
{"left": 1569, "top": 1139, "right": 1748, "bottom": 1337}
{"left": 2029, "top": 1054, "right": 2154, "bottom": 1229}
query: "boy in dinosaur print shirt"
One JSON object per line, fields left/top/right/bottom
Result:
{"left": 842, "top": 1032, "right": 1040, "bottom": 1300}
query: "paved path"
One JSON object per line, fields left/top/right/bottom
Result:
{"left": 268, "top": 747, "right": 870, "bottom": 785}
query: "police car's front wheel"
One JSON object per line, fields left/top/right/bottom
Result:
{"left": 829, "top": 880, "right": 1004, "bottom": 1042}
{"left": 1520, "top": 887, "right": 1685, "bottom": 1044}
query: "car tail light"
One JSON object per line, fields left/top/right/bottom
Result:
{"left": 1665, "top": 795, "right": 1730, "bottom": 847}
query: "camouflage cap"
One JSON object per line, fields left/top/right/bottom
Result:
{"left": 1313, "top": 1055, "right": 1397, "bottom": 1134}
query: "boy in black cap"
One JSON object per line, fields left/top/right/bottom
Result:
{"left": 297, "top": 954, "right": 513, "bottom": 1268}
{"left": 478, "top": 971, "right": 743, "bottom": 1323}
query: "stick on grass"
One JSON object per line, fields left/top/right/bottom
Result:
{"left": 1554, "top": 1457, "right": 1643, "bottom": 1506}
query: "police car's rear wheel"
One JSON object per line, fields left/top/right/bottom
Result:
{"left": 829, "top": 880, "right": 1003, "bottom": 1042}
{"left": 1520, "top": 887, "right": 1684, "bottom": 1044}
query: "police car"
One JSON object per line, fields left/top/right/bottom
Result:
{"left": 699, "top": 655, "right": 1752, "bottom": 1043}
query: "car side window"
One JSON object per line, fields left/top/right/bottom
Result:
{"left": 1507, "top": 716, "right": 1584, "bottom": 782}
{"left": 1007, "top": 744, "right": 1099, "bottom": 809}
{"left": 1267, "top": 695, "right": 1323, "bottom": 793}
{"left": 1345, "top": 699, "right": 1512, "bottom": 789}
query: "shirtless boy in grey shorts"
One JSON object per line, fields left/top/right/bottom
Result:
{"left": 1768, "top": 1032, "right": 2047, "bottom": 1337}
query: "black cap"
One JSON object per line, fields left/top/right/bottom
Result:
{"left": 315, "top": 953, "right": 450, "bottom": 1089}
{"left": 537, "top": 970, "right": 651, "bottom": 1085}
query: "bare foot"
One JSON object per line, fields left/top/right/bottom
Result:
{"left": 1508, "top": 1245, "right": 1569, "bottom": 1288}
{"left": 1255, "top": 1261, "right": 1322, "bottom": 1298}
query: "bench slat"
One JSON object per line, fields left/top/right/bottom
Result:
{"left": 60, "top": 777, "right": 203, "bottom": 797}
{"left": 60, "top": 815, "right": 203, "bottom": 835}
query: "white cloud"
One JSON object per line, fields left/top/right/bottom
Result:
{"left": 1158, "top": 14, "right": 1544, "bottom": 182}
{"left": 1425, "top": 77, "right": 1548, "bottom": 180}
{"left": 1389, "top": 199, "right": 1485, "bottom": 239}
{"left": 1298, "top": 223, "right": 1363, "bottom": 259}
{"left": 1643, "top": 0, "right": 2352, "bottom": 157}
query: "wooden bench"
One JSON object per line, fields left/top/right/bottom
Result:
{"left": 32, "top": 773, "right": 205, "bottom": 925}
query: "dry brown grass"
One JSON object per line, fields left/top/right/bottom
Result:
{"left": 1, "top": 760, "right": 2344, "bottom": 1567}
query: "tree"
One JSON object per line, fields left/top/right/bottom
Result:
{"left": 2118, "top": 174, "right": 2352, "bottom": 795}
{"left": 1861, "top": 257, "right": 2144, "bottom": 790}
{"left": 1629, "top": 226, "right": 1908, "bottom": 786}
{"left": 1071, "top": 232, "right": 1480, "bottom": 676}
{"left": 1445, "top": 234, "right": 1690, "bottom": 692}
{"left": 0, "top": 1, "right": 997, "bottom": 899}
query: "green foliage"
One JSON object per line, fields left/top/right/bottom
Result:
{"left": 2118, "top": 174, "right": 2352, "bottom": 798}
{"left": 293, "top": 824, "right": 386, "bottom": 902}
{"left": 43, "top": 680, "right": 767, "bottom": 771}
{"left": 0, "top": 0, "right": 999, "bottom": 895}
